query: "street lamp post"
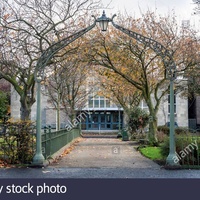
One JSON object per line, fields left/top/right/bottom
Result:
{"left": 32, "top": 16, "right": 97, "bottom": 167}
{"left": 32, "top": 77, "right": 44, "bottom": 166}
{"left": 166, "top": 66, "right": 179, "bottom": 167}
{"left": 96, "top": 11, "right": 180, "bottom": 167}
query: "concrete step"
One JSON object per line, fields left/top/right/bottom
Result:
{"left": 81, "top": 130, "right": 121, "bottom": 138}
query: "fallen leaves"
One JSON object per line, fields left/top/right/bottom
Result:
{"left": 61, "top": 138, "right": 84, "bottom": 156}
{"left": 50, "top": 137, "right": 84, "bottom": 165}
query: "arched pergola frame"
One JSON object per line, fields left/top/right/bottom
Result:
{"left": 33, "top": 11, "right": 179, "bottom": 168}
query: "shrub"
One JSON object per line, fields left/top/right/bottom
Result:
{"left": 0, "top": 121, "right": 36, "bottom": 164}
{"left": 157, "top": 131, "right": 168, "bottom": 143}
{"left": 160, "top": 135, "right": 200, "bottom": 165}
{"left": 175, "top": 127, "right": 189, "bottom": 135}
{"left": 128, "top": 107, "right": 149, "bottom": 134}
{"left": 157, "top": 126, "right": 169, "bottom": 135}
{"left": 157, "top": 126, "right": 190, "bottom": 136}
{"left": 160, "top": 135, "right": 191, "bottom": 157}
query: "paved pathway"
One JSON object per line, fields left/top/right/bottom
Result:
{"left": 50, "top": 138, "right": 160, "bottom": 169}
{"left": 0, "top": 137, "right": 200, "bottom": 178}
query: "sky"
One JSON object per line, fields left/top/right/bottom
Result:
{"left": 101, "top": 0, "right": 200, "bottom": 29}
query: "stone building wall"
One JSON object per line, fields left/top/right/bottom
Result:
{"left": 10, "top": 86, "right": 21, "bottom": 120}
{"left": 156, "top": 92, "right": 188, "bottom": 127}
{"left": 11, "top": 85, "right": 189, "bottom": 128}
{"left": 10, "top": 86, "right": 68, "bottom": 128}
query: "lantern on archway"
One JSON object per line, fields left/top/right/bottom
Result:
{"left": 97, "top": 10, "right": 110, "bottom": 31}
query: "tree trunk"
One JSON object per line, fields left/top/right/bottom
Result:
{"left": 20, "top": 103, "right": 31, "bottom": 121}
{"left": 148, "top": 115, "right": 158, "bottom": 145}
{"left": 146, "top": 99, "right": 158, "bottom": 145}
{"left": 20, "top": 94, "right": 35, "bottom": 121}
{"left": 69, "top": 110, "right": 76, "bottom": 123}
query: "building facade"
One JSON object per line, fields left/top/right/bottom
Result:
{"left": 78, "top": 95, "right": 123, "bottom": 131}
{"left": 10, "top": 80, "right": 189, "bottom": 130}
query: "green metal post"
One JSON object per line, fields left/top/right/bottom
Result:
{"left": 166, "top": 79, "right": 180, "bottom": 167}
{"left": 49, "top": 126, "right": 52, "bottom": 157}
{"left": 117, "top": 107, "right": 122, "bottom": 138}
{"left": 32, "top": 79, "right": 45, "bottom": 166}
{"left": 119, "top": 109, "right": 121, "bottom": 131}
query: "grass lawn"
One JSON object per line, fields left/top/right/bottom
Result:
{"left": 139, "top": 146, "right": 165, "bottom": 161}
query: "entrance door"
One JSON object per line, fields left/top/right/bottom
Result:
{"left": 87, "top": 112, "right": 112, "bottom": 130}
{"left": 100, "top": 113, "right": 112, "bottom": 130}
{"left": 106, "top": 114, "right": 111, "bottom": 129}
{"left": 100, "top": 114, "right": 106, "bottom": 129}
{"left": 88, "top": 114, "right": 99, "bottom": 130}
{"left": 82, "top": 111, "right": 123, "bottom": 130}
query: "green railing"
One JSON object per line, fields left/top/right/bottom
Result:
{"left": 175, "top": 136, "right": 200, "bottom": 169}
{"left": 42, "top": 127, "right": 81, "bottom": 159}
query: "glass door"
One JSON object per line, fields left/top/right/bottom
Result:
{"left": 99, "top": 113, "right": 112, "bottom": 130}
{"left": 88, "top": 114, "right": 99, "bottom": 129}
{"left": 100, "top": 114, "right": 106, "bottom": 129}
{"left": 86, "top": 112, "right": 113, "bottom": 130}
{"left": 106, "top": 114, "right": 112, "bottom": 129}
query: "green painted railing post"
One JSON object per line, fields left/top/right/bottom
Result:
{"left": 49, "top": 125, "right": 51, "bottom": 158}
{"left": 43, "top": 126, "right": 47, "bottom": 159}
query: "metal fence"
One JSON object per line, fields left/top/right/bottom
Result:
{"left": 175, "top": 136, "right": 200, "bottom": 168}
{"left": 41, "top": 127, "right": 81, "bottom": 159}
{"left": 0, "top": 123, "right": 81, "bottom": 163}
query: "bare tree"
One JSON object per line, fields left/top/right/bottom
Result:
{"left": 193, "top": 0, "right": 200, "bottom": 15}
{"left": 44, "top": 47, "right": 95, "bottom": 129}
{"left": 88, "top": 11, "right": 199, "bottom": 144}
{"left": 0, "top": 0, "right": 101, "bottom": 120}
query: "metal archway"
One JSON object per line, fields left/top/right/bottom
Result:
{"left": 33, "top": 11, "right": 178, "bottom": 167}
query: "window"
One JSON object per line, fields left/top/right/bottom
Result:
{"left": 94, "top": 99, "right": 99, "bottom": 108}
{"left": 87, "top": 96, "right": 114, "bottom": 109}
{"left": 89, "top": 99, "right": 93, "bottom": 108}
{"left": 100, "top": 99, "right": 104, "bottom": 107}
{"left": 168, "top": 93, "right": 176, "bottom": 113}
